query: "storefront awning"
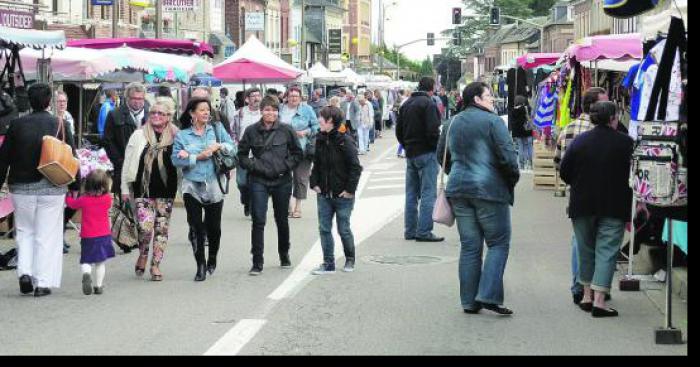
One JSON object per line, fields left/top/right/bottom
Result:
{"left": 0, "top": 26, "right": 65, "bottom": 49}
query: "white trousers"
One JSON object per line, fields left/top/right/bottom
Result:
{"left": 12, "top": 194, "right": 65, "bottom": 288}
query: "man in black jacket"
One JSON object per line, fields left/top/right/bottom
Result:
{"left": 395, "top": 77, "right": 443, "bottom": 242}
{"left": 103, "top": 82, "right": 149, "bottom": 195}
{"left": 237, "top": 96, "right": 303, "bottom": 275}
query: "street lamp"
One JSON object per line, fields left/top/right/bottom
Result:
{"left": 379, "top": 0, "right": 398, "bottom": 74}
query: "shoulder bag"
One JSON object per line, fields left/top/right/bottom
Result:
{"left": 212, "top": 122, "right": 238, "bottom": 194}
{"left": 433, "top": 120, "right": 455, "bottom": 227}
{"left": 37, "top": 117, "right": 80, "bottom": 186}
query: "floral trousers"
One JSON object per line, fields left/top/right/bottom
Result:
{"left": 134, "top": 198, "right": 174, "bottom": 266}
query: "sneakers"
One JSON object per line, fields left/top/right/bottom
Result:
{"left": 93, "top": 286, "right": 103, "bottom": 295}
{"left": 82, "top": 273, "right": 93, "bottom": 295}
{"left": 249, "top": 264, "right": 263, "bottom": 276}
{"left": 280, "top": 254, "right": 292, "bottom": 269}
{"left": 19, "top": 275, "right": 33, "bottom": 295}
{"left": 311, "top": 263, "right": 336, "bottom": 275}
{"left": 343, "top": 258, "right": 355, "bottom": 272}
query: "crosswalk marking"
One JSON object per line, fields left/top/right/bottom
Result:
{"left": 370, "top": 177, "right": 405, "bottom": 182}
{"left": 366, "top": 184, "right": 405, "bottom": 190}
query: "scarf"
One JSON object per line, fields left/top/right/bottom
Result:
{"left": 141, "top": 122, "right": 178, "bottom": 197}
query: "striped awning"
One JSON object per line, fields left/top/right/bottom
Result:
{"left": 0, "top": 26, "right": 65, "bottom": 49}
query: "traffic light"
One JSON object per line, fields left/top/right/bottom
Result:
{"left": 453, "top": 31, "right": 461, "bottom": 46}
{"left": 427, "top": 32, "right": 435, "bottom": 46}
{"left": 489, "top": 7, "right": 500, "bottom": 26}
{"left": 452, "top": 7, "right": 462, "bottom": 25}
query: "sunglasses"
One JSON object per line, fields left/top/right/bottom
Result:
{"left": 149, "top": 110, "right": 168, "bottom": 117}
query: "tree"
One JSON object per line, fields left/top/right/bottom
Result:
{"left": 372, "top": 44, "right": 423, "bottom": 75}
{"left": 420, "top": 57, "right": 434, "bottom": 76}
{"left": 529, "top": 0, "right": 557, "bottom": 16}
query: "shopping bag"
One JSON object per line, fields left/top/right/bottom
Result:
{"left": 110, "top": 198, "right": 138, "bottom": 253}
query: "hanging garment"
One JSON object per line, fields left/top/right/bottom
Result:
{"left": 557, "top": 77, "right": 573, "bottom": 128}
{"left": 534, "top": 83, "right": 556, "bottom": 128}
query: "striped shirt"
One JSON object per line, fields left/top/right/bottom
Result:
{"left": 554, "top": 114, "right": 594, "bottom": 170}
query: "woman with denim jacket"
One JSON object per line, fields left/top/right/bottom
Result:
{"left": 437, "top": 82, "right": 520, "bottom": 316}
{"left": 279, "top": 86, "right": 319, "bottom": 219}
{"left": 172, "top": 98, "right": 235, "bottom": 282}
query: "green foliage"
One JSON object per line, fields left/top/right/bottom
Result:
{"left": 372, "top": 44, "right": 423, "bottom": 74}
{"left": 530, "top": 0, "right": 558, "bottom": 16}
{"left": 420, "top": 57, "right": 434, "bottom": 76}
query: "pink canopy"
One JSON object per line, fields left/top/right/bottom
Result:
{"left": 213, "top": 35, "right": 302, "bottom": 83}
{"left": 565, "top": 33, "right": 642, "bottom": 61}
{"left": 516, "top": 53, "right": 561, "bottom": 69}
{"left": 67, "top": 38, "right": 214, "bottom": 57}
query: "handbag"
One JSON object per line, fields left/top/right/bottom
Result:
{"left": 630, "top": 17, "right": 687, "bottom": 208}
{"left": 433, "top": 120, "right": 455, "bottom": 227}
{"left": 110, "top": 197, "right": 138, "bottom": 253}
{"left": 212, "top": 122, "right": 237, "bottom": 194}
{"left": 304, "top": 131, "right": 316, "bottom": 160}
{"left": 37, "top": 117, "right": 80, "bottom": 186}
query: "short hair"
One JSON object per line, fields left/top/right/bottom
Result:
{"left": 582, "top": 87, "right": 607, "bottom": 114}
{"left": 287, "top": 86, "right": 302, "bottom": 97}
{"left": 590, "top": 101, "right": 617, "bottom": 126}
{"left": 418, "top": 77, "right": 435, "bottom": 92}
{"left": 192, "top": 87, "right": 211, "bottom": 99}
{"left": 357, "top": 95, "right": 366, "bottom": 103}
{"left": 28, "top": 83, "right": 52, "bottom": 111}
{"left": 83, "top": 169, "right": 111, "bottom": 196}
{"left": 462, "top": 82, "right": 490, "bottom": 108}
{"left": 318, "top": 106, "right": 345, "bottom": 128}
{"left": 514, "top": 95, "right": 528, "bottom": 107}
{"left": 339, "top": 87, "right": 347, "bottom": 95}
{"left": 105, "top": 89, "right": 118, "bottom": 99}
{"left": 55, "top": 90, "right": 68, "bottom": 99}
{"left": 124, "top": 82, "right": 146, "bottom": 99}
{"left": 329, "top": 96, "right": 341, "bottom": 108}
{"left": 157, "top": 85, "right": 172, "bottom": 98}
{"left": 153, "top": 98, "right": 175, "bottom": 117}
{"left": 245, "top": 87, "right": 262, "bottom": 98}
{"left": 219, "top": 87, "right": 229, "bottom": 97}
{"left": 179, "top": 97, "right": 212, "bottom": 129}
{"left": 260, "top": 95, "right": 280, "bottom": 111}
{"left": 266, "top": 88, "right": 278, "bottom": 96}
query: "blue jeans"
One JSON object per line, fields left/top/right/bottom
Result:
{"left": 572, "top": 216, "right": 625, "bottom": 293}
{"left": 571, "top": 234, "right": 582, "bottom": 295}
{"left": 317, "top": 195, "right": 356, "bottom": 265}
{"left": 369, "top": 126, "right": 375, "bottom": 143}
{"left": 451, "top": 197, "right": 511, "bottom": 308}
{"left": 515, "top": 136, "right": 533, "bottom": 169}
{"left": 357, "top": 125, "right": 370, "bottom": 153}
{"left": 236, "top": 168, "right": 250, "bottom": 208}
{"left": 250, "top": 181, "right": 293, "bottom": 265}
{"left": 404, "top": 152, "right": 439, "bottom": 238}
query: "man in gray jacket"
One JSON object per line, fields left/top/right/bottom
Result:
{"left": 341, "top": 90, "right": 361, "bottom": 145}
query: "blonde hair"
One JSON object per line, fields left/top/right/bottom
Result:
{"left": 357, "top": 95, "right": 366, "bottom": 103}
{"left": 329, "top": 96, "right": 341, "bottom": 108}
{"left": 154, "top": 97, "right": 175, "bottom": 116}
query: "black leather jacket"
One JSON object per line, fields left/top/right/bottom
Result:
{"left": 237, "top": 120, "right": 303, "bottom": 187}
{"left": 310, "top": 129, "right": 362, "bottom": 197}
{"left": 0, "top": 111, "right": 76, "bottom": 187}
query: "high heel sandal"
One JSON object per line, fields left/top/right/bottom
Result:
{"left": 135, "top": 255, "right": 147, "bottom": 277}
{"left": 150, "top": 265, "right": 163, "bottom": 281}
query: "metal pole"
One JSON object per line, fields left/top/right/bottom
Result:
{"left": 300, "top": 0, "right": 306, "bottom": 69}
{"left": 112, "top": 0, "right": 118, "bottom": 38}
{"left": 155, "top": 0, "right": 162, "bottom": 38}
{"left": 627, "top": 196, "right": 638, "bottom": 277}
{"left": 397, "top": 47, "right": 401, "bottom": 81}
{"left": 78, "top": 83, "right": 83, "bottom": 148}
{"left": 665, "top": 221, "right": 674, "bottom": 329}
{"left": 379, "top": 0, "right": 383, "bottom": 74}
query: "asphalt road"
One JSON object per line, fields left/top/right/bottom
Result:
{"left": 0, "top": 129, "right": 687, "bottom": 355}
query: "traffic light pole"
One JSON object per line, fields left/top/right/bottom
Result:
{"left": 461, "top": 13, "right": 546, "bottom": 52}
{"left": 395, "top": 37, "right": 451, "bottom": 81}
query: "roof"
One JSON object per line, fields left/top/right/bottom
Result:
{"left": 484, "top": 24, "right": 517, "bottom": 48}
{"left": 499, "top": 16, "right": 548, "bottom": 44}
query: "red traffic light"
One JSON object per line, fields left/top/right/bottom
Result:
{"left": 452, "top": 7, "right": 462, "bottom": 25}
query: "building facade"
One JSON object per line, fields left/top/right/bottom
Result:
{"left": 343, "top": 0, "right": 372, "bottom": 64}
{"left": 224, "top": 0, "right": 266, "bottom": 49}
{"left": 541, "top": 2, "right": 574, "bottom": 53}
{"left": 572, "top": 0, "right": 612, "bottom": 39}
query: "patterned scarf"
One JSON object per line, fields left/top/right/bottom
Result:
{"left": 141, "top": 122, "right": 178, "bottom": 197}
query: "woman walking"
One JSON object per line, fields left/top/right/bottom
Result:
{"left": 310, "top": 107, "right": 362, "bottom": 274}
{"left": 560, "top": 101, "right": 633, "bottom": 317}
{"left": 172, "top": 98, "right": 235, "bottom": 281}
{"left": 279, "top": 86, "right": 318, "bottom": 219}
{"left": 122, "top": 100, "right": 179, "bottom": 281}
{"left": 0, "top": 83, "right": 77, "bottom": 297}
{"left": 237, "top": 96, "right": 303, "bottom": 275}
{"left": 438, "top": 82, "right": 520, "bottom": 315}
{"left": 356, "top": 95, "right": 374, "bottom": 155}
{"left": 510, "top": 95, "right": 534, "bottom": 170}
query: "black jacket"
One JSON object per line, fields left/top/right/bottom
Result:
{"left": 310, "top": 129, "right": 362, "bottom": 197}
{"left": 0, "top": 111, "right": 76, "bottom": 187}
{"left": 560, "top": 125, "right": 634, "bottom": 221}
{"left": 237, "top": 120, "right": 303, "bottom": 187}
{"left": 103, "top": 104, "right": 148, "bottom": 193}
{"left": 396, "top": 91, "right": 441, "bottom": 158}
{"left": 510, "top": 104, "right": 532, "bottom": 138}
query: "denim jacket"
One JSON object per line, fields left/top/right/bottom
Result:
{"left": 443, "top": 106, "right": 520, "bottom": 205}
{"left": 171, "top": 122, "right": 235, "bottom": 183}
{"left": 279, "top": 103, "right": 319, "bottom": 149}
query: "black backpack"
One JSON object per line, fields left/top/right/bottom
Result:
{"left": 0, "top": 248, "right": 17, "bottom": 270}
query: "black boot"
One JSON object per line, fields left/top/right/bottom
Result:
{"left": 193, "top": 229, "right": 207, "bottom": 282}
{"left": 206, "top": 256, "right": 217, "bottom": 275}
{"left": 194, "top": 262, "right": 206, "bottom": 281}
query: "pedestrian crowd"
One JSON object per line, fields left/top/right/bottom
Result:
{"left": 0, "top": 78, "right": 633, "bottom": 320}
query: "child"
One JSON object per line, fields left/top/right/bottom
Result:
{"left": 65, "top": 169, "right": 114, "bottom": 295}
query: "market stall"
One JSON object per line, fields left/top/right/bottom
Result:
{"left": 213, "top": 35, "right": 303, "bottom": 85}
{"left": 67, "top": 37, "right": 214, "bottom": 57}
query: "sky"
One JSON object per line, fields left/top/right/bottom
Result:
{"left": 373, "top": 0, "right": 466, "bottom": 62}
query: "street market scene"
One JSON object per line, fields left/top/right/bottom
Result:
{"left": 0, "top": 0, "right": 688, "bottom": 356}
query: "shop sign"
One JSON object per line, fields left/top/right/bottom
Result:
{"left": 91, "top": 0, "right": 114, "bottom": 5}
{"left": 328, "top": 29, "right": 342, "bottom": 54}
{"left": 163, "top": 0, "right": 197, "bottom": 12}
{"left": 245, "top": 12, "right": 264, "bottom": 32}
{"left": 0, "top": 9, "right": 34, "bottom": 29}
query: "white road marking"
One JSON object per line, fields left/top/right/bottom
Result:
{"left": 370, "top": 177, "right": 405, "bottom": 182}
{"left": 204, "top": 319, "right": 267, "bottom": 355}
{"left": 205, "top": 142, "right": 404, "bottom": 355}
{"left": 366, "top": 184, "right": 405, "bottom": 190}
{"left": 370, "top": 170, "right": 405, "bottom": 175}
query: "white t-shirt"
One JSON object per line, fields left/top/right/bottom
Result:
{"left": 239, "top": 107, "right": 261, "bottom": 136}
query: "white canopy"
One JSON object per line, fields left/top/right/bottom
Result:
{"left": 0, "top": 26, "right": 65, "bottom": 49}
{"left": 307, "top": 62, "right": 347, "bottom": 83}
{"left": 584, "top": 59, "right": 639, "bottom": 73}
{"left": 641, "top": 0, "right": 687, "bottom": 40}
{"left": 339, "top": 68, "right": 365, "bottom": 85}
{"left": 214, "top": 35, "right": 303, "bottom": 83}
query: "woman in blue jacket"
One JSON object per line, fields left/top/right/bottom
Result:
{"left": 172, "top": 98, "right": 235, "bottom": 282}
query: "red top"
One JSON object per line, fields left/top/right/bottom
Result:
{"left": 65, "top": 194, "right": 112, "bottom": 239}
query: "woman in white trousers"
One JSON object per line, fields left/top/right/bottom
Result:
{"left": 357, "top": 95, "right": 374, "bottom": 155}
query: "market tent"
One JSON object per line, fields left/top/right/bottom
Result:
{"left": 307, "top": 62, "right": 346, "bottom": 83}
{"left": 565, "top": 33, "right": 643, "bottom": 61}
{"left": 67, "top": 37, "right": 214, "bottom": 57}
{"left": 339, "top": 68, "right": 365, "bottom": 85}
{"left": 0, "top": 26, "right": 65, "bottom": 49}
{"left": 583, "top": 59, "right": 638, "bottom": 72}
{"left": 213, "top": 35, "right": 303, "bottom": 83}
{"left": 516, "top": 53, "right": 561, "bottom": 69}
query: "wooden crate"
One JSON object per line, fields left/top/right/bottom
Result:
{"left": 532, "top": 146, "right": 565, "bottom": 191}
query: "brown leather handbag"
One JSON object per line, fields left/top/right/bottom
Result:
{"left": 37, "top": 117, "right": 79, "bottom": 186}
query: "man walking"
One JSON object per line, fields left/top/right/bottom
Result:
{"left": 231, "top": 87, "right": 263, "bottom": 217}
{"left": 308, "top": 88, "right": 328, "bottom": 117}
{"left": 396, "top": 77, "right": 444, "bottom": 242}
